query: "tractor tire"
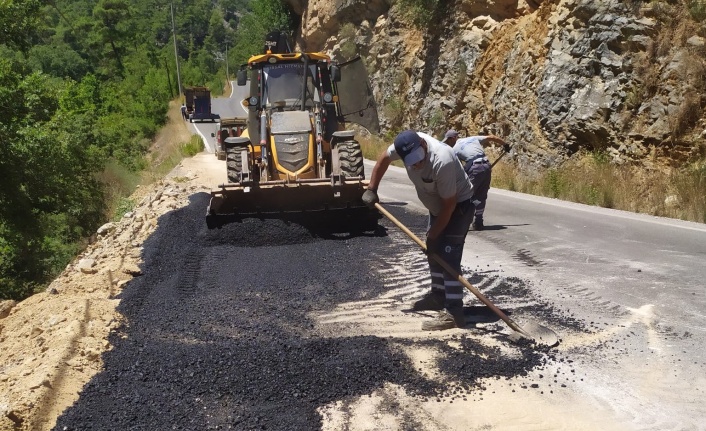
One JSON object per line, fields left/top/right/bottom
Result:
{"left": 226, "top": 146, "right": 246, "bottom": 183}
{"left": 338, "top": 140, "right": 364, "bottom": 179}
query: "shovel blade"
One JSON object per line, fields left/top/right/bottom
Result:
{"left": 508, "top": 321, "right": 559, "bottom": 347}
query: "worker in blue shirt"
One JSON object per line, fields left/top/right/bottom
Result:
{"left": 442, "top": 130, "right": 511, "bottom": 231}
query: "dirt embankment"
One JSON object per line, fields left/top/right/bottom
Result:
{"left": 0, "top": 102, "right": 208, "bottom": 431}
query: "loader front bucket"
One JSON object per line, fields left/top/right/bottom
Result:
{"left": 205, "top": 179, "right": 379, "bottom": 232}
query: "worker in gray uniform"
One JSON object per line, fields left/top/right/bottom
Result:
{"left": 442, "top": 130, "right": 511, "bottom": 231}
{"left": 362, "top": 130, "right": 475, "bottom": 331}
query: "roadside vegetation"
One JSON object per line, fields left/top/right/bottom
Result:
{"left": 0, "top": 0, "right": 292, "bottom": 301}
{"left": 492, "top": 153, "right": 706, "bottom": 223}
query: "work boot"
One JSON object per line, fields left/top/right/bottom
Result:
{"left": 411, "top": 289, "right": 445, "bottom": 311}
{"left": 471, "top": 219, "right": 484, "bottom": 231}
{"left": 421, "top": 307, "right": 466, "bottom": 331}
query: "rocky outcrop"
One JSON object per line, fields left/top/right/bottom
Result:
{"left": 285, "top": 0, "right": 705, "bottom": 168}
{"left": 292, "top": 0, "right": 392, "bottom": 50}
{"left": 536, "top": 1, "right": 657, "bottom": 157}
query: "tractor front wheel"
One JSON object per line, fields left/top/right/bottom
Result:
{"left": 226, "top": 146, "right": 247, "bottom": 183}
{"left": 338, "top": 140, "right": 364, "bottom": 179}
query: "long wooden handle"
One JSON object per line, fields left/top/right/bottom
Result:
{"left": 490, "top": 147, "right": 510, "bottom": 168}
{"left": 374, "top": 202, "right": 531, "bottom": 337}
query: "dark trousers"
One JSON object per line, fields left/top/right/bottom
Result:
{"left": 465, "top": 162, "right": 491, "bottom": 221}
{"left": 427, "top": 199, "right": 475, "bottom": 309}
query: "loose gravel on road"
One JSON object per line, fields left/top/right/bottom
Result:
{"left": 53, "top": 193, "right": 585, "bottom": 431}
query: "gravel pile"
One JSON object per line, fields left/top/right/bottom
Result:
{"left": 54, "top": 193, "right": 579, "bottom": 430}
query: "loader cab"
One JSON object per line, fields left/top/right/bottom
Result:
{"left": 241, "top": 53, "right": 342, "bottom": 139}
{"left": 261, "top": 62, "right": 319, "bottom": 111}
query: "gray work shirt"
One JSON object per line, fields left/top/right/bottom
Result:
{"left": 453, "top": 136, "right": 486, "bottom": 162}
{"left": 387, "top": 132, "right": 473, "bottom": 216}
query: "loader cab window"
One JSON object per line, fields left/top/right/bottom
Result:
{"left": 262, "top": 63, "right": 319, "bottom": 109}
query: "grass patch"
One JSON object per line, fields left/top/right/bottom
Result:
{"left": 100, "top": 159, "right": 142, "bottom": 220}
{"left": 142, "top": 134, "right": 203, "bottom": 184}
{"left": 112, "top": 197, "right": 135, "bottom": 222}
{"left": 181, "top": 134, "right": 204, "bottom": 157}
{"left": 357, "top": 133, "right": 404, "bottom": 168}
{"left": 491, "top": 151, "right": 706, "bottom": 223}
{"left": 671, "top": 163, "right": 706, "bottom": 222}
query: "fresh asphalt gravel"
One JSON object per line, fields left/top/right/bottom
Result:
{"left": 54, "top": 193, "right": 586, "bottom": 431}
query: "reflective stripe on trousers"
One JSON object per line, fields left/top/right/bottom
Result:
{"left": 427, "top": 199, "right": 475, "bottom": 308}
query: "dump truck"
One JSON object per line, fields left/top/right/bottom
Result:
{"left": 188, "top": 86, "right": 220, "bottom": 123}
{"left": 183, "top": 87, "right": 195, "bottom": 119}
{"left": 205, "top": 30, "right": 380, "bottom": 230}
{"left": 211, "top": 117, "right": 248, "bottom": 160}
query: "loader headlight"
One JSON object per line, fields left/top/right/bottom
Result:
{"left": 248, "top": 96, "right": 259, "bottom": 106}
{"left": 268, "top": 56, "right": 277, "bottom": 64}
{"left": 323, "top": 92, "right": 333, "bottom": 103}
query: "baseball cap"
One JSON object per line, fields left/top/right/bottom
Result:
{"left": 441, "top": 129, "right": 459, "bottom": 143}
{"left": 394, "top": 130, "right": 425, "bottom": 167}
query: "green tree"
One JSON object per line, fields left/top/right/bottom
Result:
{"left": 92, "top": 0, "right": 132, "bottom": 74}
{"left": 28, "top": 43, "right": 91, "bottom": 80}
{"left": 1, "top": 0, "right": 291, "bottom": 300}
{"left": 232, "top": 0, "right": 293, "bottom": 63}
{"left": 0, "top": 60, "right": 105, "bottom": 300}
{"left": 0, "top": 0, "right": 43, "bottom": 51}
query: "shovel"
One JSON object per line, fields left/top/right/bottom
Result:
{"left": 374, "top": 202, "right": 559, "bottom": 347}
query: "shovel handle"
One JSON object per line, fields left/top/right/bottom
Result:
{"left": 374, "top": 202, "right": 531, "bottom": 338}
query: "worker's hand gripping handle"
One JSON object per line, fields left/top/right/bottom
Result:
{"left": 491, "top": 144, "right": 512, "bottom": 168}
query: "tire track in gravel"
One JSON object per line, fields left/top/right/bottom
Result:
{"left": 53, "top": 194, "right": 586, "bottom": 431}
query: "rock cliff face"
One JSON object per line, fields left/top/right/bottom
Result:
{"left": 284, "top": 0, "right": 705, "bottom": 168}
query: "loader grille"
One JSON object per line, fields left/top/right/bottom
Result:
{"left": 271, "top": 112, "right": 312, "bottom": 173}
{"left": 273, "top": 133, "right": 310, "bottom": 172}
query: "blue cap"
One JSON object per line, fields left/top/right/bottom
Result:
{"left": 394, "top": 130, "right": 425, "bottom": 166}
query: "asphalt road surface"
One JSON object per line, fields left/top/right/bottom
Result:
{"left": 52, "top": 89, "right": 706, "bottom": 430}
{"left": 194, "top": 87, "right": 705, "bottom": 429}
{"left": 192, "top": 82, "right": 250, "bottom": 154}
{"left": 370, "top": 159, "right": 706, "bottom": 430}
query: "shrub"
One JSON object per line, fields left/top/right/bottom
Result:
{"left": 397, "top": 0, "right": 440, "bottom": 28}
{"left": 671, "top": 163, "right": 706, "bottom": 222}
{"left": 112, "top": 197, "right": 135, "bottom": 222}
{"left": 689, "top": 0, "right": 706, "bottom": 21}
{"left": 340, "top": 41, "right": 358, "bottom": 60}
{"left": 670, "top": 92, "right": 702, "bottom": 139}
{"left": 454, "top": 61, "right": 468, "bottom": 88}
{"left": 181, "top": 135, "right": 204, "bottom": 157}
{"left": 545, "top": 169, "right": 565, "bottom": 197}
{"left": 428, "top": 108, "right": 444, "bottom": 131}
{"left": 383, "top": 96, "right": 404, "bottom": 127}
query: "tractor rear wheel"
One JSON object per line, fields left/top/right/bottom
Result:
{"left": 226, "top": 146, "right": 246, "bottom": 183}
{"left": 338, "top": 140, "right": 364, "bottom": 179}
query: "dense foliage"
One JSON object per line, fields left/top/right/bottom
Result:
{"left": 0, "top": 0, "right": 293, "bottom": 300}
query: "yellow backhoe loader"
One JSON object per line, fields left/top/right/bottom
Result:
{"left": 206, "top": 31, "right": 380, "bottom": 231}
